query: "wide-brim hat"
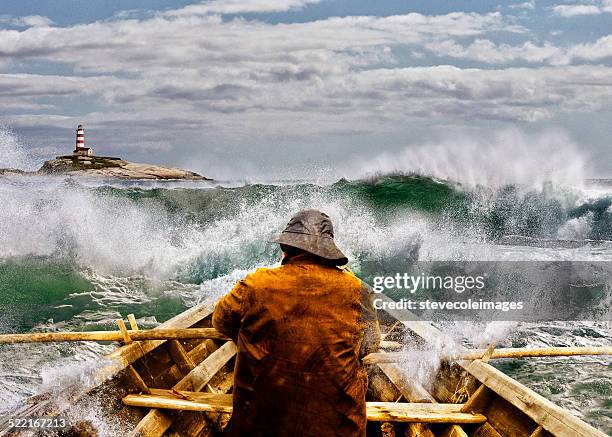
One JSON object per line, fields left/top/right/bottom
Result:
{"left": 272, "top": 209, "right": 348, "bottom": 265}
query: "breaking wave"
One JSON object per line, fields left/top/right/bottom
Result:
{"left": 343, "top": 129, "right": 587, "bottom": 189}
{"left": 0, "top": 127, "right": 36, "bottom": 171}
{"left": 0, "top": 173, "right": 610, "bottom": 328}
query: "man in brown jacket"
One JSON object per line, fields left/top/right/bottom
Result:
{"left": 213, "top": 209, "right": 380, "bottom": 437}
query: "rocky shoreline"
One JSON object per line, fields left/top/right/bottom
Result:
{"left": 2, "top": 155, "right": 211, "bottom": 180}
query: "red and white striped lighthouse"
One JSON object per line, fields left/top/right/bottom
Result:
{"left": 73, "top": 124, "right": 94, "bottom": 157}
{"left": 75, "top": 124, "right": 85, "bottom": 149}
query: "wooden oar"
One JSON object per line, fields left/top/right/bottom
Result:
{"left": 363, "top": 346, "right": 612, "bottom": 365}
{"left": 0, "top": 327, "right": 229, "bottom": 344}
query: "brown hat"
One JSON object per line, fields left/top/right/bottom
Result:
{"left": 272, "top": 209, "right": 348, "bottom": 265}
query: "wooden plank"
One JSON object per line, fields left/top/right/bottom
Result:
{"left": 130, "top": 409, "right": 171, "bottom": 437}
{"left": 380, "top": 340, "right": 403, "bottom": 350}
{"left": 128, "top": 313, "right": 139, "bottom": 331}
{"left": 130, "top": 341, "right": 237, "bottom": 437}
{"left": 483, "top": 395, "right": 536, "bottom": 437}
{"left": 174, "top": 341, "right": 236, "bottom": 392}
{"left": 370, "top": 371, "right": 402, "bottom": 402}
{"left": 167, "top": 412, "right": 212, "bottom": 437}
{"left": 378, "top": 363, "right": 436, "bottom": 403}
{"left": 439, "top": 425, "right": 469, "bottom": 437}
{"left": 368, "top": 364, "right": 433, "bottom": 436}
{"left": 185, "top": 339, "right": 218, "bottom": 365}
{"left": 364, "top": 346, "right": 612, "bottom": 364}
{"left": 125, "top": 390, "right": 233, "bottom": 413}
{"left": 529, "top": 425, "right": 544, "bottom": 437}
{"left": 168, "top": 371, "right": 234, "bottom": 436}
{"left": 404, "top": 423, "right": 435, "bottom": 437}
{"left": 465, "top": 359, "right": 608, "bottom": 437}
{"left": 166, "top": 340, "right": 196, "bottom": 375}
{"left": 150, "top": 339, "right": 217, "bottom": 389}
{"left": 461, "top": 384, "right": 493, "bottom": 413}
{"left": 136, "top": 345, "right": 175, "bottom": 382}
{"left": 374, "top": 361, "right": 436, "bottom": 437}
{"left": 374, "top": 350, "right": 463, "bottom": 437}
{"left": 473, "top": 422, "right": 503, "bottom": 437}
{"left": 367, "top": 402, "right": 486, "bottom": 424}
{"left": 124, "top": 390, "right": 486, "bottom": 424}
{"left": 117, "top": 319, "right": 132, "bottom": 343}
{"left": 100, "top": 302, "right": 216, "bottom": 381}
{"left": 125, "top": 365, "right": 151, "bottom": 394}
{"left": 432, "top": 383, "right": 456, "bottom": 404}
{"left": 0, "top": 327, "right": 228, "bottom": 344}
{"left": 377, "top": 295, "right": 608, "bottom": 437}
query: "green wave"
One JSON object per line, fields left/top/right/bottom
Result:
{"left": 0, "top": 258, "right": 91, "bottom": 332}
{"left": 93, "top": 175, "right": 611, "bottom": 240}
{"left": 332, "top": 174, "right": 469, "bottom": 213}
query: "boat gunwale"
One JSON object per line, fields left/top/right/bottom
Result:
{"left": 376, "top": 293, "right": 608, "bottom": 437}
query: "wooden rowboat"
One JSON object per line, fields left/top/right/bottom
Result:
{"left": 0, "top": 294, "right": 607, "bottom": 437}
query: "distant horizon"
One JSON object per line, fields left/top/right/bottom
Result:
{"left": 1, "top": 0, "right": 611, "bottom": 180}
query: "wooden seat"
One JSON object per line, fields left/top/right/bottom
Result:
{"left": 123, "top": 389, "right": 487, "bottom": 424}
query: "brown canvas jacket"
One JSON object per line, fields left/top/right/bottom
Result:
{"left": 212, "top": 254, "right": 380, "bottom": 437}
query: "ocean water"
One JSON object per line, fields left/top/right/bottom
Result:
{"left": 0, "top": 133, "right": 610, "bottom": 433}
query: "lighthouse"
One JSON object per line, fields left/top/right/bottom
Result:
{"left": 73, "top": 124, "right": 94, "bottom": 157}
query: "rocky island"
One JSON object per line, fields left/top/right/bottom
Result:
{"left": 2, "top": 124, "right": 211, "bottom": 180}
{"left": 39, "top": 155, "right": 209, "bottom": 180}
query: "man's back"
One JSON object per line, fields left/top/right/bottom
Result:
{"left": 213, "top": 255, "right": 379, "bottom": 437}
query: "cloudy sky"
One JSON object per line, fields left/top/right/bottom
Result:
{"left": 1, "top": 0, "right": 611, "bottom": 180}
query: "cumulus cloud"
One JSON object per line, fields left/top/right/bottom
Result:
{"left": 11, "top": 15, "right": 54, "bottom": 27}
{"left": 553, "top": 1, "right": 612, "bottom": 16}
{"left": 0, "top": 10, "right": 529, "bottom": 124}
{"left": 165, "top": 0, "right": 322, "bottom": 16}
{"left": 5, "top": 64, "right": 612, "bottom": 142}
{"left": 426, "top": 35, "right": 612, "bottom": 65}
{"left": 331, "top": 65, "right": 612, "bottom": 122}
{"left": 0, "top": 74, "right": 108, "bottom": 97}
{"left": 509, "top": 1, "right": 536, "bottom": 10}
{"left": 553, "top": 4, "right": 602, "bottom": 16}
{"left": 0, "top": 12, "right": 518, "bottom": 71}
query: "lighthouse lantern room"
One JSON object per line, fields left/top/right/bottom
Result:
{"left": 73, "top": 124, "right": 94, "bottom": 157}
